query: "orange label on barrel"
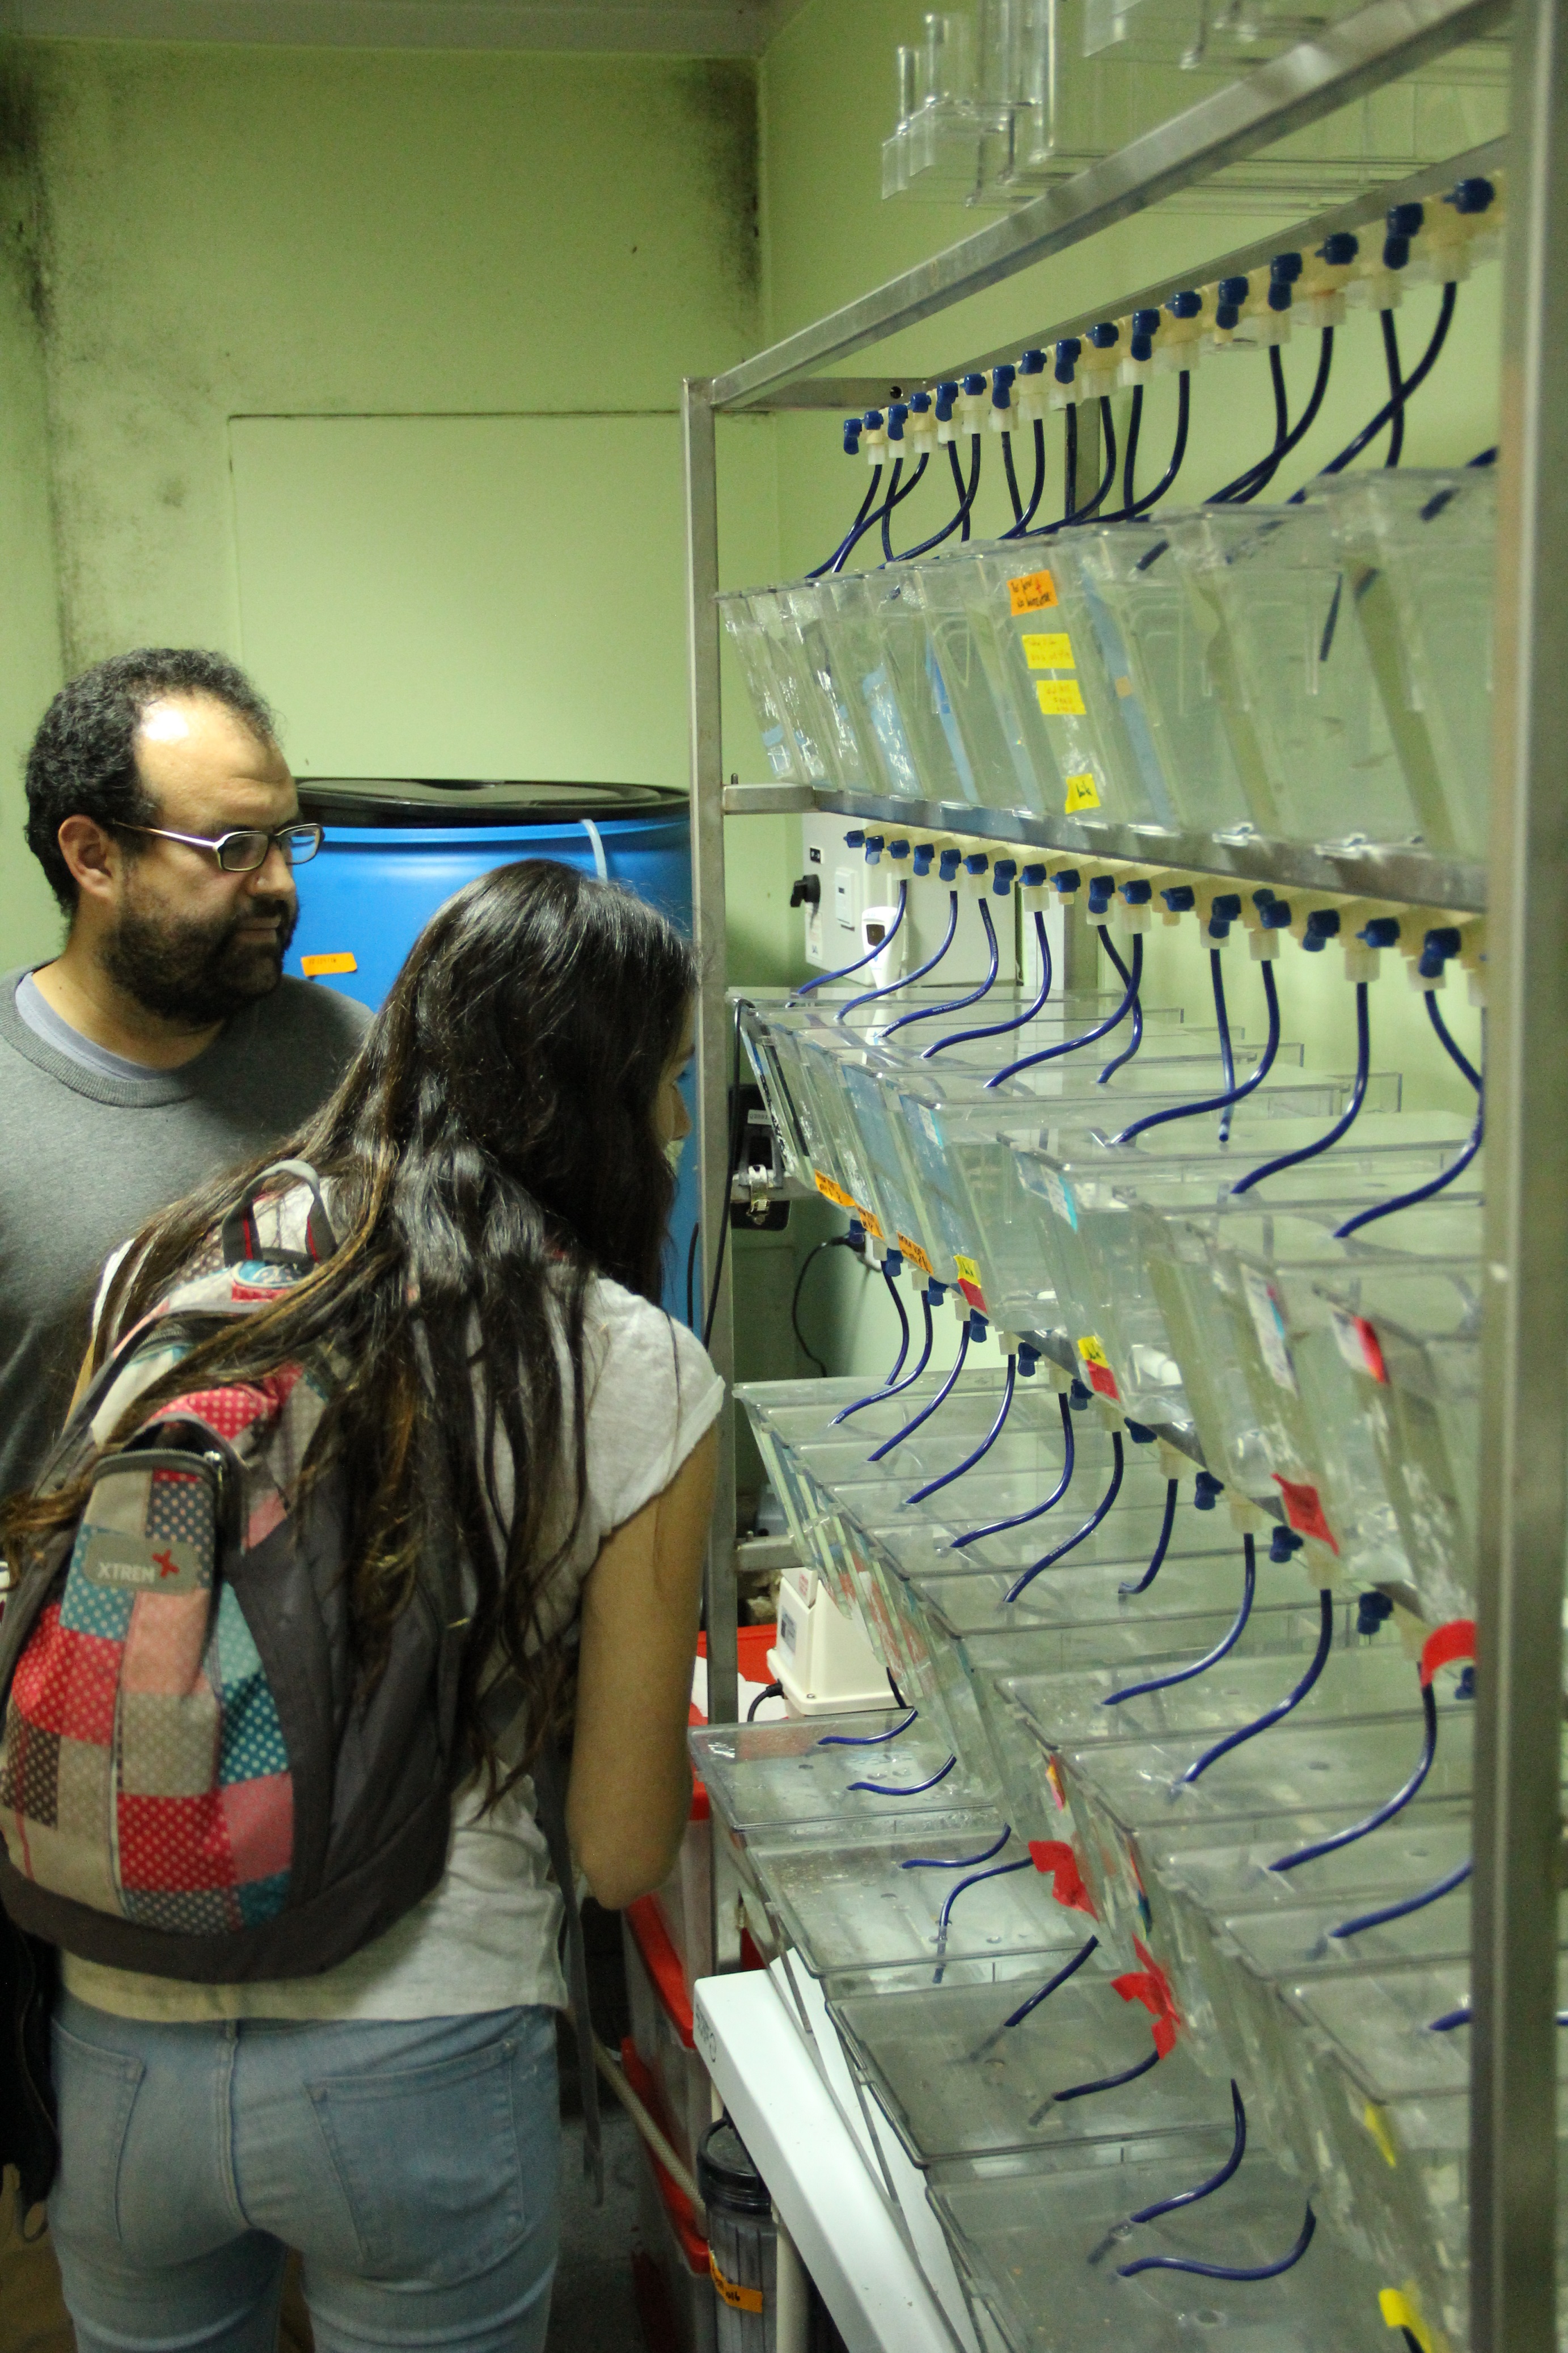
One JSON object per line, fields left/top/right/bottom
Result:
{"left": 1008, "top": 569, "right": 1058, "bottom": 614}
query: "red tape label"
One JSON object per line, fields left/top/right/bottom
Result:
{"left": 1111, "top": 1937, "right": 1182, "bottom": 2058}
{"left": 1271, "top": 1473, "right": 1339, "bottom": 1554}
{"left": 1029, "top": 1839, "right": 1097, "bottom": 1918}
{"left": 1420, "top": 1617, "right": 1476, "bottom": 1689}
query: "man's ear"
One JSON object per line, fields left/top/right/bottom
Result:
{"left": 56, "top": 815, "right": 124, "bottom": 907}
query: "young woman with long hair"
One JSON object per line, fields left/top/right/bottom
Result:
{"left": 3, "top": 858, "right": 721, "bottom": 2353}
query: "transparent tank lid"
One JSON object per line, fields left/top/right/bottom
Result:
{"left": 295, "top": 777, "right": 688, "bottom": 826}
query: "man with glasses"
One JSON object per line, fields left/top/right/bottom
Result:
{"left": 0, "top": 647, "right": 370, "bottom": 1507}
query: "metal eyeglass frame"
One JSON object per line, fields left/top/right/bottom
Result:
{"left": 116, "top": 820, "right": 324, "bottom": 873}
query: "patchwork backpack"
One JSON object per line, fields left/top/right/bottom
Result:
{"left": 0, "top": 1162, "right": 583, "bottom": 1995}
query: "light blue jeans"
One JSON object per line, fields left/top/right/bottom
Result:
{"left": 48, "top": 1992, "right": 560, "bottom": 2353}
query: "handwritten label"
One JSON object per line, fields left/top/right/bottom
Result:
{"left": 897, "top": 1233, "right": 934, "bottom": 1277}
{"left": 1037, "top": 678, "right": 1087, "bottom": 717}
{"left": 813, "top": 1170, "right": 855, "bottom": 1212}
{"left": 1273, "top": 1473, "right": 1339, "bottom": 1553}
{"left": 1008, "top": 569, "right": 1058, "bottom": 614}
{"left": 301, "top": 951, "right": 357, "bottom": 977}
{"left": 1063, "top": 771, "right": 1100, "bottom": 812}
{"left": 1021, "top": 631, "right": 1074, "bottom": 671}
{"left": 710, "top": 2256, "right": 765, "bottom": 2314}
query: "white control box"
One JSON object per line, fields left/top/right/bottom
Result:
{"left": 768, "top": 1562, "right": 893, "bottom": 1717}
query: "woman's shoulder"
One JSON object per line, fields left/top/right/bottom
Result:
{"left": 581, "top": 1275, "right": 720, "bottom": 1394}
{"left": 576, "top": 1277, "right": 724, "bottom": 1528}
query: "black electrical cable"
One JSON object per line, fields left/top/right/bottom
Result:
{"left": 1295, "top": 282, "right": 1456, "bottom": 496}
{"left": 895, "top": 438, "right": 982, "bottom": 561}
{"left": 747, "top": 1681, "right": 783, "bottom": 1722}
{"left": 808, "top": 465, "right": 882, "bottom": 579}
{"left": 702, "top": 1000, "right": 749, "bottom": 1350}
{"left": 791, "top": 1232, "right": 860, "bottom": 1377}
{"left": 685, "top": 1218, "right": 701, "bottom": 1330}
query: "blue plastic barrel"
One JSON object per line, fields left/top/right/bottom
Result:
{"left": 286, "top": 779, "right": 699, "bottom": 1326}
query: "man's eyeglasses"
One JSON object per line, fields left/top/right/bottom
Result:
{"left": 116, "top": 821, "right": 324, "bottom": 874}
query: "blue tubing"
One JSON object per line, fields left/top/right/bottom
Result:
{"left": 1127, "top": 2083, "right": 1247, "bottom": 2225}
{"left": 817, "top": 1710, "right": 918, "bottom": 1748}
{"left": 893, "top": 437, "right": 982, "bottom": 562}
{"left": 903, "top": 1352, "right": 1017, "bottom": 1506}
{"left": 1328, "top": 1854, "right": 1472, "bottom": 1941}
{"left": 937, "top": 1853, "right": 1033, "bottom": 1937}
{"left": 1003, "top": 1934, "right": 1100, "bottom": 2028}
{"left": 1114, "top": 959, "right": 1280, "bottom": 1147}
{"left": 833, "top": 456, "right": 906, "bottom": 572}
{"left": 837, "top": 889, "right": 958, "bottom": 1022}
{"left": 925, "top": 909, "right": 1054, "bottom": 1057}
{"left": 868, "top": 1317, "right": 970, "bottom": 1461}
{"left": 986, "top": 934, "right": 1143, "bottom": 1090}
{"left": 882, "top": 898, "right": 1001, "bottom": 1039}
{"left": 1054, "top": 2044, "right": 1161, "bottom": 2105}
{"left": 1118, "top": 2204, "right": 1316, "bottom": 2282}
{"left": 953, "top": 1389, "right": 1075, "bottom": 1547}
{"left": 1333, "top": 1092, "right": 1482, "bottom": 1238}
{"left": 847, "top": 1752, "right": 958, "bottom": 1797}
{"left": 1428, "top": 2004, "right": 1568, "bottom": 2032}
{"left": 1000, "top": 417, "right": 1048, "bottom": 536}
{"left": 1120, "top": 1478, "right": 1179, "bottom": 1595}
{"left": 808, "top": 465, "right": 883, "bottom": 578}
{"left": 1426, "top": 987, "right": 1481, "bottom": 1091}
{"left": 1004, "top": 1433, "right": 1125, "bottom": 1603}
{"left": 902, "top": 1825, "right": 1012, "bottom": 1871}
{"left": 1096, "top": 927, "right": 1145, "bottom": 1082}
{"left": 1213, "top": 948, "right": 1236, "bottom": 1111}
{"left": 833, "top": 1288, "right": 935, "bottom": 1422}
{"left": 1180, "top": 1587, "right": 1335, "bottom": 1784}
{"left": 1102, "top": 1536, "right": 1256, "bottom": 1706}
{"left": 1231, "top": 981, "right": 1370, "bottom": 1195}
{"left": 1271, "top": 1680, "right": 1438, "bottom": 1873}
{"left": 792, "top": 879, "right": 908, "bottom": 998}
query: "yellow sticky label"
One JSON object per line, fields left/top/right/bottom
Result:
{"left": 1008, "top": 568, "right": 1058, "bottom": 614}
{"left": 1379, "top": 2288, "right": 1431, "bottom": 2349}
{"left": 1364, "top": 2102, "right": 1398, "bottom": 2169}
{"left": 1077, "top": 1335, "right": 1111, "bottom": 1369}
{"left": 300, "top": 951, "right": 357, "bottom": 977}
{"left": 859, "top": 1207, "right": 884, "bottom": 1239}
{"left": 1036, "top": 679, "right": 1087, "bottom": 718}
{"left": 1021, "top": 631, "right": 1074, "bottom": 671}
{"left": 1064, "top": 773, "right": 1100, "bottom": 813}
{"left": 898, "top": 1233, "right": 934, "bottom": 1277}
{"left": 813, "top": 1170, "right": 855, "bottom": 1212}
{"left": 709, "top": 2255, "right": 765, "bottom": 2315}
{"left": 953, "top": 1254, "right": 987, "bottom": 1311}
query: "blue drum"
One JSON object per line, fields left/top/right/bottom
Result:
{"left": 286, "top": 778, "right": 698, "bottom": 1325}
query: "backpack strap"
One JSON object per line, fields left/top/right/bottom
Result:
{"left": 221, "top": 1160, "right": 339, "bottom": 1271}
{"left": 529, "top": 1741, "right": 604, "bottom": 2206}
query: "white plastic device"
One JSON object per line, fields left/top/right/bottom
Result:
{"left": 768, "top": 1563, "right": 893, "bottom": 1717}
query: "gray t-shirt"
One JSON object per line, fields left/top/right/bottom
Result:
{"left": 0, "top": 966, "right": 371, "bottom": 1502}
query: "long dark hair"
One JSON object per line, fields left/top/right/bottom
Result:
{"left": 5, "top": 859, "right": 698, "bottom": 1793}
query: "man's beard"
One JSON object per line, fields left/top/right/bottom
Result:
{"left": 100, "top": 887, "right": 298, "bottom": 1026}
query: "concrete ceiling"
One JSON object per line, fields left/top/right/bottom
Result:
{"left": 0, "top": 0, "right": 810, "bottom": 52}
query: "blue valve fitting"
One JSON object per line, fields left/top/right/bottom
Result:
{"left": 1087, "top": 875, "right": 1116, "bottom": 916}
{"left": 925, "top": 1279, "right": 947, "bottom": 1305}
{"left": 1021, "top": 862, "right": 1049, "bottom": 888}
{"left": 1267, "top": 252, "right": 1301, "bottom": 311}
{"left": 1161, "top": 884, "right": 1196, "bottom": 913}
{"left": 1384, "top": 201, "right": 1425, "bottom": 272}
{"left": 912, "top": 842, "right": 935, "bottom": 876}
{"left": 1193, "top": 1471, "right": 1225, "bottom": 1511}
{"left": 1419, "top": 925, "right": 1463, "bottom": 978}
{"left": 1167, "top": 289, "right": 1202, "bottom": 320}
{"left": 1054, "top": 337, "right": 1082, "bottom": 383}
{"left": 1208, "top": 891, "right": 1242, "bottom": 941}
{"left": 1318, "top": 231, "right": 1359, "bottom": 267}
{"left": 968, "top": 1310, "right": 988, "bottom": 1340}
{"left": 842, "top": 416, "right": 863, "bottom": 455}
{"left": 1356, "top": 1589, "right": 1395, "bottom": 1638}
{"left": 1017, "top": 1340, "right": 1041, "bottom": 1374}
{"left": 992, "top": 858, "right": 1018, "bottom": 895}
{"left": 1121, "top": 879, "right": 1153, "bottom": 906}
{"left": 908, "top": 388, "right": 932, "bottom": 414}
{"left": 844, "top": 829, "right": 865, "bottom": 848}
{"left": 1456, "top": 1665, "right": 1476, "bottom": 1701}
{"left": 1130, "top": 307, "right": 1160, "bottom": 362}
{"left": 938, "top": 847, "right": 963, "bottom": 882}
{"left": 934, "top": 380, "right": 959, "bottom": 423}
{"left": 1269, "top": 1525, "right": 1305, "bottom": 1563}
{"left": 886, "top": 402, "right": 908, "bottom": 442}
{"left": 1360, "top": 916, "right": 1402, "bottom": 950}
{"left": 992, "top": 363, "right": 1016, "bottom": 407}
{"left": 1087, "top": 322, "right": 1118, "bottom": 350}
{"left": 1019, "top": 348, "right": 1046, "bottom": 376}
{"left": 1216, "top": 275, "right": 1249, "bottom": 331}
{"left": 862, "top": 410, "right": 884, "bottom": 433}
{"left": 1068, "top": 1378, "right": 1093, "bottom": 1410}
{"left": 962, "top": 372, "right": 987, "bottom": 397}
{"left": 887, "top": 837, "right": 910, "bottom": 860}
{"left": 1302, "top": 908, "right": 1341, "bottom": 953}
{"left": 1261, "top": 900, "right": 1293, "bottom": 931}
{"left": 863, "top": 834, "right": 885, "bottom": 863}
{"left": 847, "top": 1217, "right": 865, "bottom": 1248}
{"left": 1053, "top": 868, "right": 1081, "bottom": 895}
{"left": 965, "top": 851, "right": 990, "bottom": 877}
{"left": 1446, "top": 175, "right": 1494, "bottom": 216}
{"left": 1125, "top": 1420, "right": 1156, "bottom": 1444}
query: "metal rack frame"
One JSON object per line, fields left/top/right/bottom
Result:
{"left": 681, "top": 1, "right": 1563, "bottom": 2340}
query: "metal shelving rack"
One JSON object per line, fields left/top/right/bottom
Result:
{"left": 681, "top": 0, "right": 1566, "bottom": 2340}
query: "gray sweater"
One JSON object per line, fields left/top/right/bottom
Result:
{"left": 0, "top": 969, "right": 371, "bottom": 1503}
